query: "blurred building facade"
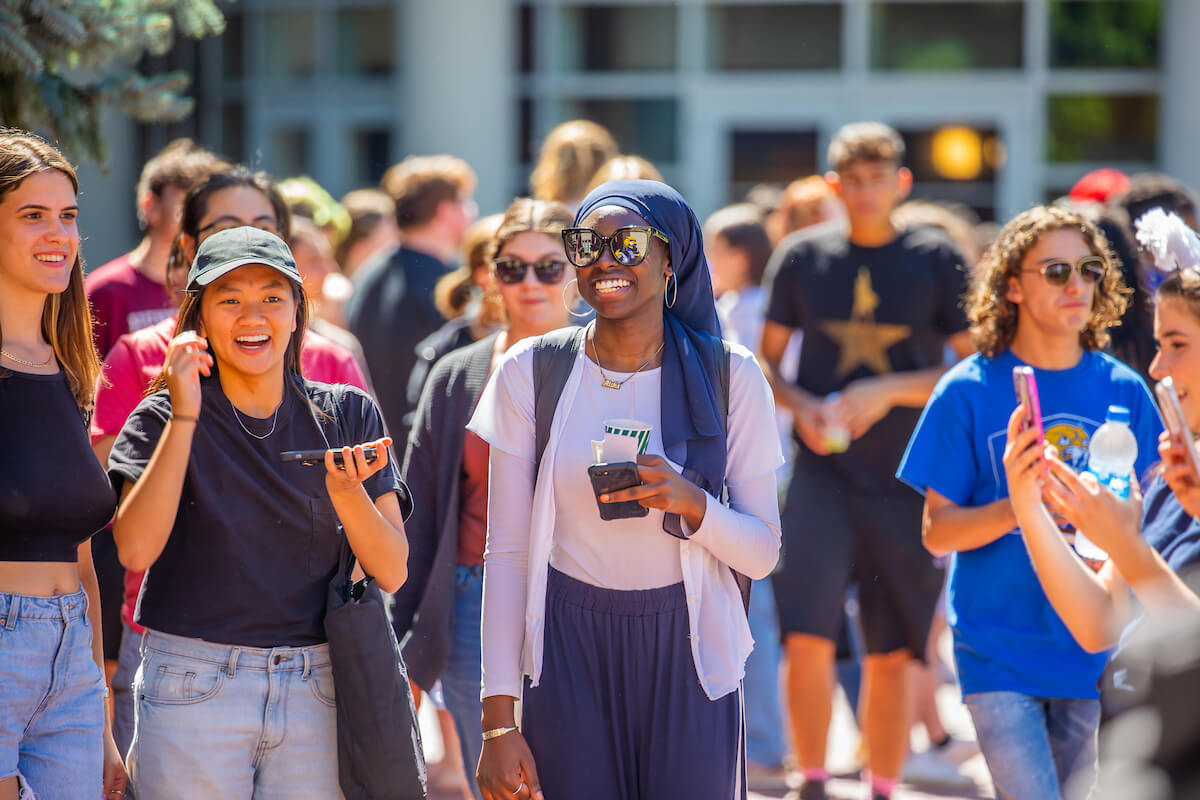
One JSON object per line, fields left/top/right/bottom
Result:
{"left": 79, "top": 0, "right": 1200, "bottom": 266}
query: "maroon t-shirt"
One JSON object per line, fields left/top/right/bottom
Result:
{"left": 85, "top": 254, "right": 175, "bottom": 358}
{"left": 456, "top": 429, "right": 490, "bottom": 567}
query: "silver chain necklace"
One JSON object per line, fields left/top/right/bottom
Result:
{"left": 589, "top": 330, "right": 664, "bottom": 390}
{"left": 1, "top": 348, "right": 52, "bottom": 367}
{"left": 228, "top": 395, "right": 280, "bottom": 440}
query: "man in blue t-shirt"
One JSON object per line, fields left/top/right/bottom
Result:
{"left": 897, "top": 206, "right": 1163, "bottom": 800}
{"left": 761, "top": 122, "right": 973, "bottom": 800}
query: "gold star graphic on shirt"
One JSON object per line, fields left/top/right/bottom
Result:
{"left": 820, "top": 267, "right": 912, "bottom": 377}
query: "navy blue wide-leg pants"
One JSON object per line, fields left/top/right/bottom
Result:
{"left": 522, "top": 568, "right": 745, "bottom": 800}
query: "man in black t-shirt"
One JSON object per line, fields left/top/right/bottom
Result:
{"left": 759, "top": 123, "right": 973, "bottom": 800}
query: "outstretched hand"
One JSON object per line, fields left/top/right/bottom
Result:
{"left": 324, "top": 437, "right": 392, "bottom": 496}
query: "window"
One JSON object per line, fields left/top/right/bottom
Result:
{"left": 223, "top": 12, "right": 244, "bottom": 79}
{"left": 518, "top": 4, "right": 535, "bottom": 74}
{"left": 557, "top": 5, "right": 677, "bottom": 72}
{"left": 264, "top": 10, "right": 316, "bottom": 78}
{"left": 707, "top": 4, "right": 841, "bottom": 70}
{"left": 517, "top": 97, "right": 535, "bottom": 163}
{"left": 222, "top": 103, "right": 246, "bottom": 164}
{"left": 350, "top": 128, "right": 393, "bottom": 187}
{"left": 870, "top": 2, "right": 1023, "bottom": 71}
{"left": 729, "top": 130, "right": 819, "bottom": 201}
{"left": 557, "top": 98, "right": 678, "bottom": 163}
{"left": 1049, "top": 0, "right": 1161, "bottom": 69}
{"left": 270, "top": 127, "right": 311, "bottom": 179}
{"left": 1046, "top": 94, "right": 1158, "bottom": 163}
{"left": 896, "top": 126, "right": 1002, "bottom": 221}
{"left": 337, "top": 7, "right": 395, "bottom": 77}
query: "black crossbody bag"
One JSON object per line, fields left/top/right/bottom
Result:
{"left": 318, "top": 384, "right": 427, "bottom": 799}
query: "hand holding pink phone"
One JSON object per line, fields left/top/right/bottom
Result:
{"left": 1013, "top": 366, "right": 1044, "bottom": 443}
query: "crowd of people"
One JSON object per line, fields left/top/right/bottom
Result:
{"left": 1, "top": 114, "right": 1199, "bottom": 800}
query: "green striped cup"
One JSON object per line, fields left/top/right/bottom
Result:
{"left": 603, "top": 418, "right": 652, "bottom": 457}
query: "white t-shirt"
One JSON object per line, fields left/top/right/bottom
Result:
{"left": 550, "top": 360, "right": 682, "bottom": 589}
{"left": 468, "top": 331, "right": 784, "bottom": 701}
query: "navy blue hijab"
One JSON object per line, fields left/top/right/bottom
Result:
{"left": 574, "top": 180, "right": 727, "bottom": 500}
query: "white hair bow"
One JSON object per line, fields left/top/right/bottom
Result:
{"left": 1135, "top": 207, "right": 1200, "bottom": 274}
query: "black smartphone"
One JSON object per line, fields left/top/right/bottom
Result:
{"left": 587, "top": 462, "right": 648, "bottom": 521}
{"left": 280, "top": 446, "right": 378, "bottom": 469}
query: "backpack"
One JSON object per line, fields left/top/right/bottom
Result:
{"left": 531, "top": 326, "right": 751, "bottom": 612}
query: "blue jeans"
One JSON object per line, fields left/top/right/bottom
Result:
{"left": 129, "top": 629, "right": 339, "bottom": 799}
{"left": 0, "top": 590, "right": 105, "bottom": 799}
{"left": 965, "top": 691, "right": 1100, "bottom": 800}
{"left": 744, "top": 577, "right": 786, "bottom": 767}
{"left": 441, "top": 565, "right": 485, "bottom": 800}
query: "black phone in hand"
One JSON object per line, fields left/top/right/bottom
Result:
{"left": 280, "top": 447, "right": 378, "bottom": 469}
{"left": 588, "top": 462, "right": 648, "bottom": 520}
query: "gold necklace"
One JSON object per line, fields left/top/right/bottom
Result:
{"left": 590, "top": 331, "right": 664, "bottom": 390}
{"left": 1, "top": 348, "right": 53, "bottom": 367}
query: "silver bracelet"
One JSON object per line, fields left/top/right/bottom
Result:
{"left": 481, "top": 725, "right": 519, "bottom": 741}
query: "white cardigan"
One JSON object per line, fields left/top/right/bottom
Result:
{"left": 467, "top": 337, "right": 783, "bottom": 701}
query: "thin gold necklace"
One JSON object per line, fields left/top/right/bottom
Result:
{"left": 1, "top": 348, "right": 53, "bottom": 367}
{"left": 590, "top": 330, "right": 664, "bottom": 390}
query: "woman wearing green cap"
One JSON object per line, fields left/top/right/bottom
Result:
{"left": 107, "top": 226, "right": 411, "bottom": 798}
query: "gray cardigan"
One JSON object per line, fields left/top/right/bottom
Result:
{"left": 392, "top": 333, "right": 497, "bottom": 691}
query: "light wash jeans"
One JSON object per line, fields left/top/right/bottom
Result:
{"left": 0, "top": 589, "right": 105, "bottom": 799}
{"left": 440, "top": 565, "right": 485, "bottom": 800}
{"left": 129, "top": 628, "right": 341, "bottom": 799}
{"left": 965, "top": 690, "right": 1100, "bottom": 800}
{"left": 744, "top": 577, "right": 786, "bottom": 767}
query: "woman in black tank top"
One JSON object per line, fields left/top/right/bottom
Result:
{"left": 0, "top": 131, "right": 126, "bottom": 798}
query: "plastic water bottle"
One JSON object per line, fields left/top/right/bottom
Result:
{"left": 822, "top": 392, "right": 851, "bottom": 454}
{"left": 1077, "top": 405, "right": 1138, "bottom": 560}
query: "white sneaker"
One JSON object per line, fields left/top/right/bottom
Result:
{"left": 901, "top": 748, "right": 977, "bottom": 790}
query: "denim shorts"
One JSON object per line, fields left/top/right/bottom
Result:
{"left": 0, "top": 589, "right": 106, "bottom": 799}
{"left": 129, "top": 629, "right": 340, "bottom": 799}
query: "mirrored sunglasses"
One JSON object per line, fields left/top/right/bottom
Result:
{"left": 1022, "top": 256, "right": 1106, "bottom": 287}
{"left": 561, "top": 226, "right": 670, "bottom": 268}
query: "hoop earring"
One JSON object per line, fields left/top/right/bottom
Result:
{"left": 664, "top": 273, "right": 678, "bottom": 309}
{"left": 562, "top": 278, "right": 593, "bottom": 319}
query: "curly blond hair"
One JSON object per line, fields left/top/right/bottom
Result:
{"left": 968, "top": 206, "right": 1127, "bottom": 358}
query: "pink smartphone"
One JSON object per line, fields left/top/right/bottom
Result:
{"left": 1156, "top": 377, "right": 1200, "bottom": 471}
{"left": 1013, "top": 366, "right": 1044, "bottom": 442}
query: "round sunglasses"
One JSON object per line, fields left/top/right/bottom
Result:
{"left": 1021, "top": 256, "right": 1106, "bottom": 287}
{"left": 492, "top": 257, "right": 567, "bottom": 285}
{"left": 562, "top": 226, "right": 670, "bottom": 268}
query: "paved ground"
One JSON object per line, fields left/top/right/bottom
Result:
{"left": 421, "top": 634, "right": 994, "bottom": 800}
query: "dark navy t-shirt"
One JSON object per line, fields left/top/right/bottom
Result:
{"left": 108, "top": 376, "right": 407, "bottom": 647}
{"left": 763, "top": 225, "right": 969, "bottom": 492}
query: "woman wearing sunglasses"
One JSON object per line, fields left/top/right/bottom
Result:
{"left": 897, "top": 206, "right": 1162, "bottom": 799}
{"left": 394, "top": 198, "right": 574, "bottom": 800}
{"left": 470, "top": 181, "right": 782, "bottom": 800}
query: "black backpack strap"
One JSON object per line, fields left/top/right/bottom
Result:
{"left": 533, "top": 326, "right": 588, "bottom": 478}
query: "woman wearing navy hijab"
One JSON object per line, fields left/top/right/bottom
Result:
{"left": 468, "top": 181, "right": 783, "bottom": 800}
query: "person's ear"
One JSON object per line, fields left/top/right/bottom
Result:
{"left": 896, "top": 167, "right": 914, "bottom": 201}
{"left": 1006, "top": 274, "right": 1023, "bottom": 304}
{"left": 825, "top": 171, "right": 842, "bottom": 198}
{"left": 138, "top": 191, "right": 158, "bottom": 228}
{"left": 180, "top": 234, "right": 197, "bottom": 267}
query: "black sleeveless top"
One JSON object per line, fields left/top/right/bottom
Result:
{"left": 0, "top": 369, "right": 117, "bottom": 561}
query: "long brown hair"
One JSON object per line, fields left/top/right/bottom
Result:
{"left": 0, "top": 129, "right": 100, "bottom": 408}
{"left": 967, "top": 206, "right": 1128, "bottom": 358}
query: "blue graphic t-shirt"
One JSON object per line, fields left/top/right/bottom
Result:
{"left": 897, "top": 349, "right": 1163, "bottom": 698}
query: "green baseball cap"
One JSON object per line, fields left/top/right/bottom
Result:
{"left": 186, "top": 226, "right": 302, "bottom": 292}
